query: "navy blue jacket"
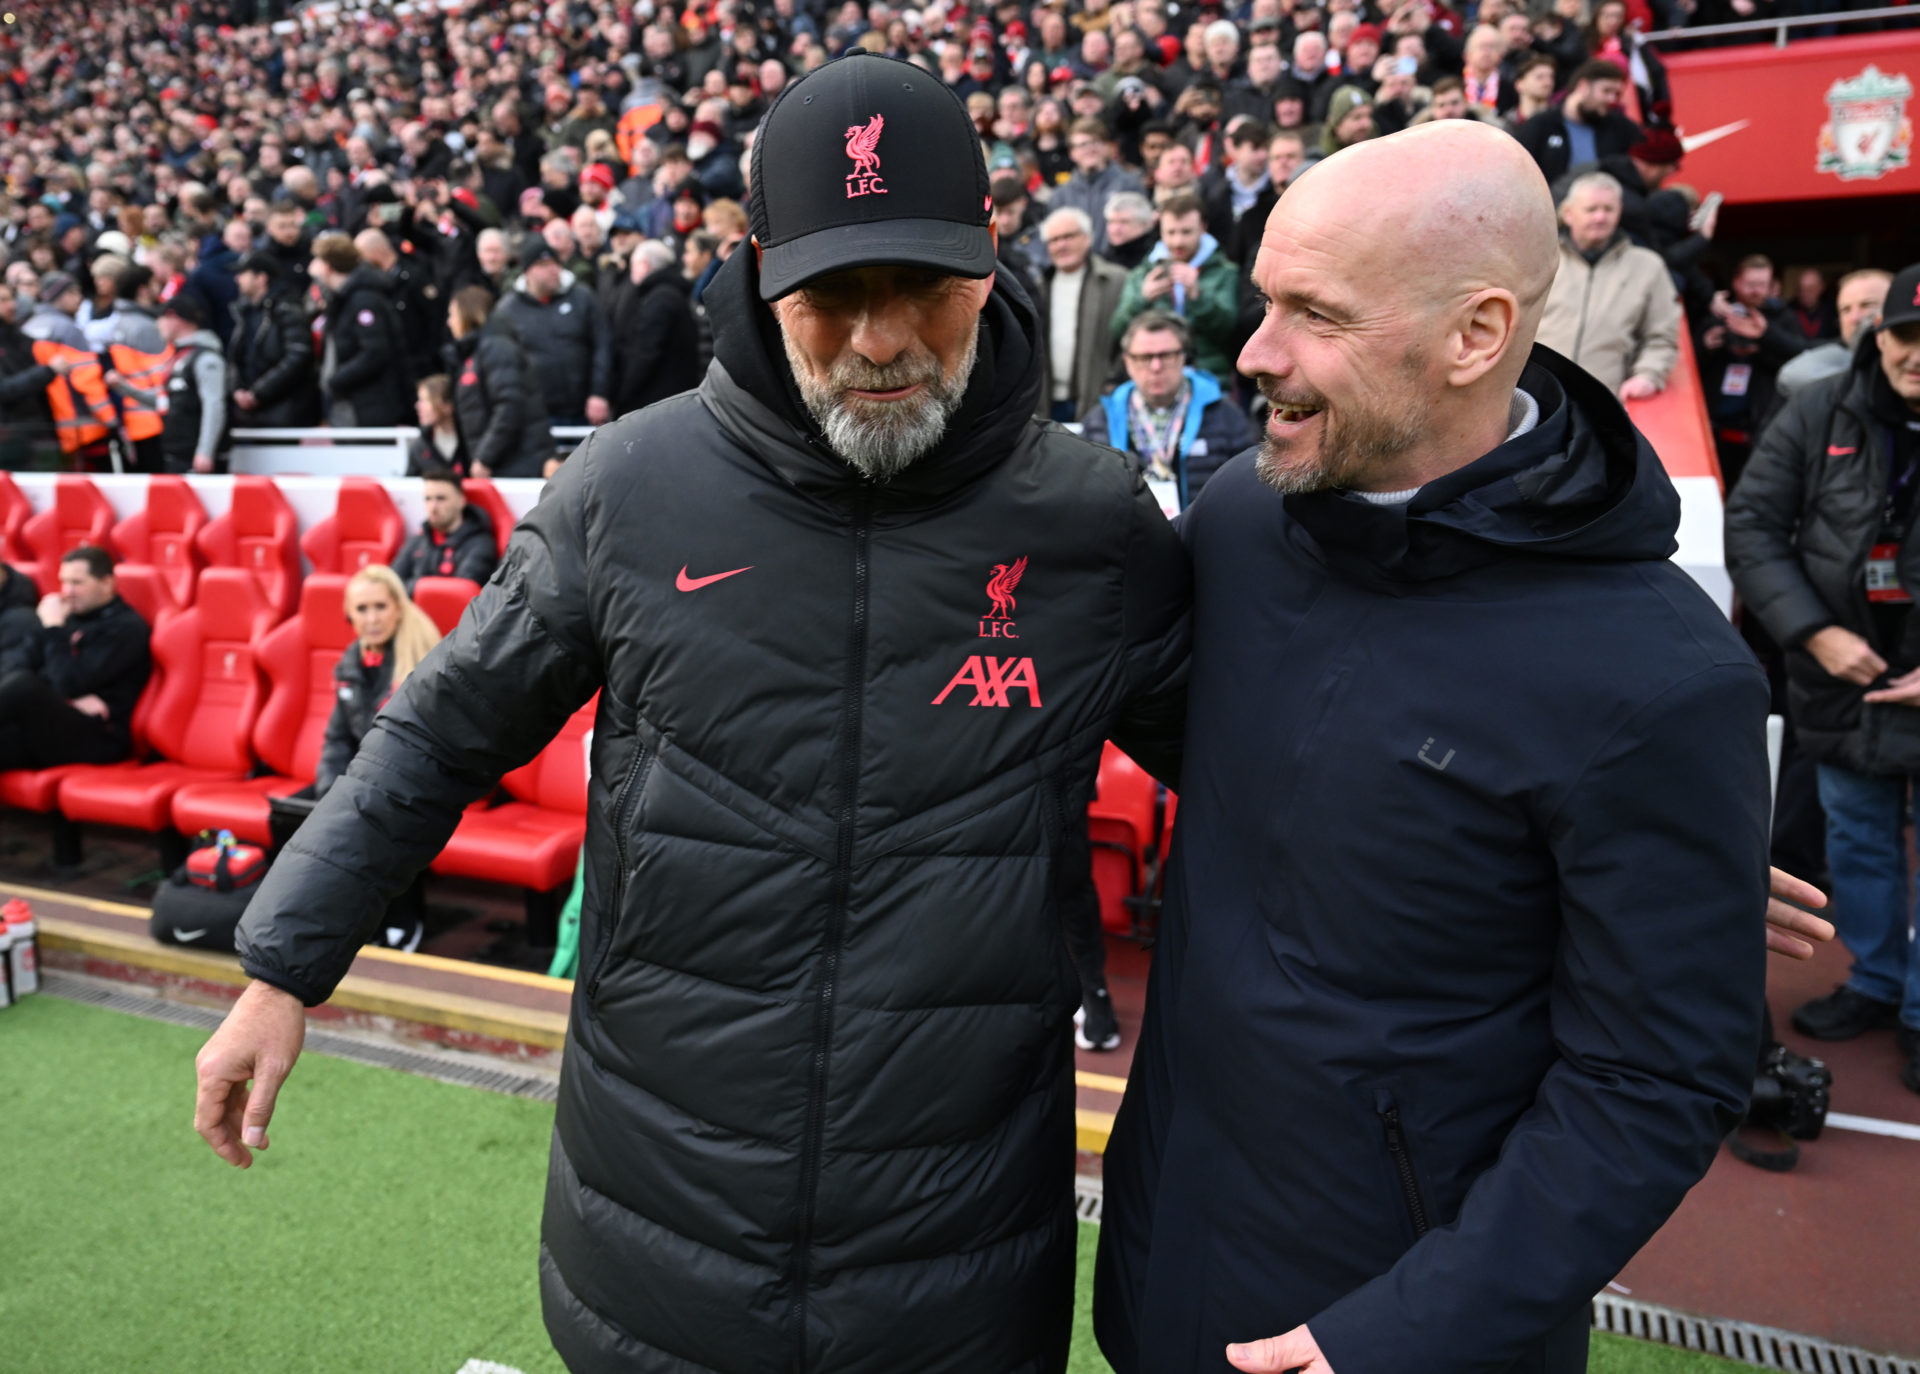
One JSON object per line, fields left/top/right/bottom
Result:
{"left": 1096, "top": 349, "right": 1770, "bottom": 1374}
{"left": 1079, "top": 369, "right": 1257, "bottom": 513}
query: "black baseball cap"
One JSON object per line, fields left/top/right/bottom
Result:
{"left": 1881, "top": 263, "right": 1920, "bottom": 331}
{"left": 519, "top": 237, "right": 560, "bottom": 271}
{"left": 749, "top": 51, "right": 993, "bottom": 301}
{"left": 161, "top": 293, "right": 207, "bottom": 328}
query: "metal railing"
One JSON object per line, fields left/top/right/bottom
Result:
{"left": 1643, "top": 4, "right": 1917, "bottom": 47}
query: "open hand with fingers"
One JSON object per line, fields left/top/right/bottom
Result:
{"left": 1766, "top": 866, "right": 1834, "bottom": 960}
{"left": 1228, "top": 1325, "right": 1334, "bottom": 1372}
{"left": 194, "top": 980, "right": 307, "bottom": 1168}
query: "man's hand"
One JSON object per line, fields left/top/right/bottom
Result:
{"left": 192, "top": 451, "right": 214, "bottom": 473}
{"left": 102, "top": 368, "right": 126, "bottom": 389}
{"left": 1701, "top": 323, "right": 1728, "bottom": 351}
{"left": 1619, "top": 374, "right": 1660, "bottom": 401}
{"left": 1805, "top": 625, "right": 1887, "bottom": 685}
{"left": 36, "top": 591, "right": 67, "bottom": 628}
{"left": 585, "top": 395, "right": 611, "bottom": 426}
{"left": 1168, "top": 261, "right": 1200, "bottom": 291}
{"left": 1227, "top": 1326, "right": 1334, "bottom": 1372}
{"left": 1726, "top": 308, "right": 1766, "bottom": 342}
{"left": 1864, "top": 665, "right": 1920, "bottom": 706}
{"left": 69, "top": 694, "right": 109, "bottom": 719}
{"left": 47, "top": 353, "right": 74, "bottom": 376}
{"left": 234, "top": 389, "right": 257, "bottom": 410}
{"left": 194, "top": 980, "right": 307, "bottom": 1168}
{"left": 1766, "top": 867, "right": 1834, "bottom": 959}
{"left": 1142, "top": 266, "right": 1173, "bottom": 301}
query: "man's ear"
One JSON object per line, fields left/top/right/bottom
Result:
{"left": 1446, "top": 287, "right": 1522, "bottom": 390}
{"left": 751, "top": 236, "right": 762, "bottom": 269}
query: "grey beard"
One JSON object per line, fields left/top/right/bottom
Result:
{"left": 785, "top": 324, "right": 979, "bottom": 482}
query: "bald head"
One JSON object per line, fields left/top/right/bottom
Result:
{"left": 1240, "top": 123, "right": 1559, "bottom": 496}
{"left": 353, "top": 229, "right": 397, "bottom": 271}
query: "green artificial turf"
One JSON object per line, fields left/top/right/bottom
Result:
{"left": 1, "top": 992, "right": 1736, "bottom": 1374}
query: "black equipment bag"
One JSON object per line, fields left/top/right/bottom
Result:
{"left": 150, "top": 871, "right": 255, "bottom": 953}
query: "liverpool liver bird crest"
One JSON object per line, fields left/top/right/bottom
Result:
{"left": 845, "top": 114, "right": 885, "bottom": 178}
{"left": 985, "top": 557, "right": 1026, "bottom": 621}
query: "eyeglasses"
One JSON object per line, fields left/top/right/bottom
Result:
{"left": 1125, "top": 349, "right": 1185, "bottom": 367}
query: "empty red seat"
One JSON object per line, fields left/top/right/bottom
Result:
{"left": 300, "top": 477, "right": 404, "bottom": 575}
{"left": 170, "top": 575, "right": 352, "bottom": 843}
{"left": 57, "top": 567, "right": 276, "bottom": 832}
{"left": 461, "top": 478, "right": 516, "bottom": 555}
{"left": 195, "top": 475, "right": 302, "bottom": 621}
{"left": 411, "top": 575, "right": 481, "bottom": 636}
{"left": 111, "top": 475, "right": 206, "bottom": 617}
{"left": 21, "top": 474, "right": 116, "bottom": 593}
{"left": 432, "top": 696, "right": 594, "bottom": 893}
{"left": 0, "top": 471, "right": 32, "bottom": 570}
{"left": 110, "top": 564, "right": 183, "bottom": 633}
{"left": 1089, "top": 743, "right": 1159, "bottom": 935}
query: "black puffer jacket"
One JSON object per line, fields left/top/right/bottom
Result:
{"left": 321, "top": 266, "right": 412, "bottom": 427}
{"left": 235, "top": 249, "right": 1190, "bottom": 1373}
{"left": 230, "top": 289, "right": 321, "bottom": 428}
{"left": 314, "top": 642, "right": 396, "bottom": 796}
{"left": 392, "top": 505, "right": 499, "bottom": 590}
{"left": 1726, "top": 340, "right": 1920, "bottom": 773}
{"left": 492, "top": 270, "right": 612, "bottom": 421}
{"left": 451, "top": 317, "right": 551, "bottom": 477}
{"left": 608, "top": 267, "right": 701, "bottom": 414}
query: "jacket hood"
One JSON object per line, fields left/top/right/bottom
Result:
{"left": 511, "top": 268, "right": 580, "bottom": 299}
{"left": 333, "top": 265, "right": 395, "bottom": 308}
{"left": 177, "top": 328, "right": 225, "bottom": 353}
{"left": 1284, "top": 345, "right": 1682, "bottom": 585}
{"left": 699, "top": 245, "right": 1044, "bottom": 511}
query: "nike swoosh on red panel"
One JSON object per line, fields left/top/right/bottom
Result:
{"left": 676, "top": 565, "right": 754, "bottom": 591}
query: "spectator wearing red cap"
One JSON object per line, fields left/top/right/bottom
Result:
{"left": 1590, "top": 127, "right": 1697, "bottom": 268}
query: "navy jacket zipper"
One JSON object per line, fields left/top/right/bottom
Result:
{"left": 1379, "top": 1104, "right": 1431, "bottom": 1238}
{"left": 789, "top": 491, "right": 871, "bottom": 1371}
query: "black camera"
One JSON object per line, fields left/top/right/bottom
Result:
{"left": 1731, "top": 1043, "right": 1831, "bottom": 1171}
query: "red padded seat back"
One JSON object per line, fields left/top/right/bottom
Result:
{"left": 144, "top": 567, "right": 276, "bottom": 772}
{"left": 111, "top": 565, "right": 176, "bottom": 633}
{"left": 195, "top": 475, "right": 301, "bottom": 620}
{"left": 461, "top": 479, "right": 516, "bottom": 555}
{"left": 300, "top": 477, "right": 404, "bottom": 575}
{"left": 500, "top": 695, "right": 597, "bottom": 813}
{"left": 253, "top": 575, "right": 353, "bottom": 780}
{"left": 0, "top": 471, "right": 31, "bottom": 564}
{"left": 23, "top": 474, "right": 116, "bottom": 593}
{"left": 411, "top": 575, "right": 481, "bottom": 636}
{"left": 111, "top": 475, "right": 206, "bottom": 611}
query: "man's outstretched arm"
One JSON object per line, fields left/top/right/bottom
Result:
{"left": 194, "top": 439, "right": 608, "bottom": 1166}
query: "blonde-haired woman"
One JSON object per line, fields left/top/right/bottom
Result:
{"left": 314, "top": 565, "right": 443, "bottom": 799}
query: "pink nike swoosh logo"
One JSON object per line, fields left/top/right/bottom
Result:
{"left": 1828, "top": 446, "right": 1857, "bottom": 456}
{"left": 676, "top": 565, "right": 754, "bottom": 592}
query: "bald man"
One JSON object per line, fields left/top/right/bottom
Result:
{"left": 353, "top": 224, "right": 439, "bottom": 385}
{"left": 1096, "top": 122, "right": 1774, "bottom": 1374}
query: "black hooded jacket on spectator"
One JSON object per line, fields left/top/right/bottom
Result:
{"left": 1514, "top": 103, "right": 1645, "bottom": 183}
{"left": 0, "top": 564, "right": 39, "bottom": 674}
{"left": 451, "top": 316, "right": 552, "bottom": 477}
{"left": 393, "top": 504, "right": 500, "bottom": 591}
{"left": 17, "top": 594, "right": 153, "bottom": 751}
{"left": 608, "top": 265, "right": 701, "bottom": 414}
{"left": 1725, "top": 341, "right": 1920, "bottom": 775}
{"left": 492, "top": 269, "right": 613, "bottom": 421}
{"left": 0, "top": 312, "right": 56, "bottom": 425}
{"left": 233, "top": 251, "right": 1190, "bottom": 1374}
{"left": 1096, "top": 350, "right": 1770, "bottom": 1374}
{"left": 321, "top": 265, "right": 412, "bottom": 427}
{"left": 230, "top": 286, "right": 322, "bottom": 428}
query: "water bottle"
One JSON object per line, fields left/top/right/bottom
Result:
{"left": 3, "top": 899, "right": 38, "bottom": 999}
{"left": 0, "top": 914, "right": 12, "bottom": 1009}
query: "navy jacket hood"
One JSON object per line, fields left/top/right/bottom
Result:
{"left": 1285, "top": 346, "right": 1682, "bottom": 587}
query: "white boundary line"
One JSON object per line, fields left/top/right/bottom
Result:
{"left": 1827, "top": 1111, "right": 1920, "bottom": 1143}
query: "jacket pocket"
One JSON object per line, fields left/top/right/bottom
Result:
{"left": 1375, "top": 1090, "right": 1431, "bottom": 1241}
{"left": 584, "top": 740, "right": 656, "bottom": 1008}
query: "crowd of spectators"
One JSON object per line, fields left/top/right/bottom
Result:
{"left": 0, "top": 0, "right": 1904, "bottom": 488}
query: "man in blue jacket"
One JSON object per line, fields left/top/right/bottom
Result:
{"left": 1097, "top": 120, "right": 1776, "bottom": 1374}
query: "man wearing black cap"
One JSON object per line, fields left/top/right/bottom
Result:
{"left": 1729, "top": 262, "right": 1920, "bottom": 1095}
{"left": 106, "top": 295, "right": 229, "bottom": 473}
{"left": 201, "top": 50, "right": 1188, "bottom": 1374}
{"left": 230, "top": 250, "right": 321, "bottom": 429}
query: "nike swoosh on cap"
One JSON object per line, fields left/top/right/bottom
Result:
{"left": 676, "top": 565, "right": 754, "bottom": 591}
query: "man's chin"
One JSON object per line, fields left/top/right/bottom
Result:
{"left": 1254, "top": 436, "right": 1334, "bottom": 495}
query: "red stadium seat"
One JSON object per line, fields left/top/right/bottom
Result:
{"left": 411, "top": 575, "right": 481, "bottom": 636}
{"left": 300, "top": 477, "right": 404, "bottom": 575}
{"left": 461, "top": 478, "right": 516, "bottom": 555}
{"left": 111, "top": 564, "right": 183, "bottom": 632}
{"left": 195, "top": 475, "right": 302, "bottom": 621}
{"left": 431, "top": 696, "right": 594, "bottom": 894}
{"left": 21, "top": 474, "right": 116, "bottom": 594}
{"left": 57, "top": 567, "right": 276, "bottom": 833}
{"left": 0, "top": 471, "right": 32, "bottom": 570}
{"left": 1088, "top": 742, "right": 1161, "bottom": 937}
{"left": 110, "top": 474, "right": 206, "bottom": 617}
{"left": 170, "top": 575, "right": 351, "bottom": 844}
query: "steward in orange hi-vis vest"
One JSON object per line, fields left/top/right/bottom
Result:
{"left": 104, "top": 342, "right": 174, "bottom": 441}
{"left": 31, "top": 340, "right": 115, "bottom": 454}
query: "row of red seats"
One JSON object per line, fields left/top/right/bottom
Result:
{"left": 0, "top": 471, "right": 516, "bottom": 630}
{"left": 0, "top": 475, "right": 584, "bottom": 910}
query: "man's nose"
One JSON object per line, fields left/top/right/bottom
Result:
{"left": 1238, "top": 309, "right": 1293, "bottom": 385}
{"left": 847, "top": 301, "right": 916, "bottom": 368}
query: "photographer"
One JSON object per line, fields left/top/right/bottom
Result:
{"left": 1726, "top": 262, "right": 1920, "bottom": 1099}
{"left": 1700, "top": 253, "right": 1809, "bottom": 490}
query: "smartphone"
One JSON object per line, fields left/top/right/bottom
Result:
{"left": 1395, "top": 55, "right": 1419, "bottom": 75}
{"left": 1689, "top": 190, "right": 1722, "bottom": 232}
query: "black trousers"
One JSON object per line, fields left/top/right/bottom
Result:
{"left": 0, "top": 670, "right": 131, "bottom": 771}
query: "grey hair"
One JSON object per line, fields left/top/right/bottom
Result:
{"left": 1103, "top": 190, "right": 1155, "bottom": 226}
{"left": 1205, "top": 18, "right": 1241, "bottom": 47}
{"left": 635, "top": 239, "right": 676, "bottom": 272}
{"left": 1564, "top": 170, "right": 1623, "bottom": 203}
{"left": 1041, "top": 206, "right": 1094, "bottom": 238}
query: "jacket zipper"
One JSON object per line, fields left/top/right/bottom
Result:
{"left": 585, "top": 742, "right": 652, "bottom": 1005}
{"left": 789, "top": 490, "right": 872, "bottom": 1372}
{"left": 1378, "top": 1104, "right": 1431, "bottom": 1238}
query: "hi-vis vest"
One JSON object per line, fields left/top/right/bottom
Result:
{"left": 616, "top": 103, "right": 664, "bottom": 169}
{"left": 31, "top": 341, "right": 115, "bottom": 454}
{"left": 105, "top": 343, "right": 174, "bottom": 441}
